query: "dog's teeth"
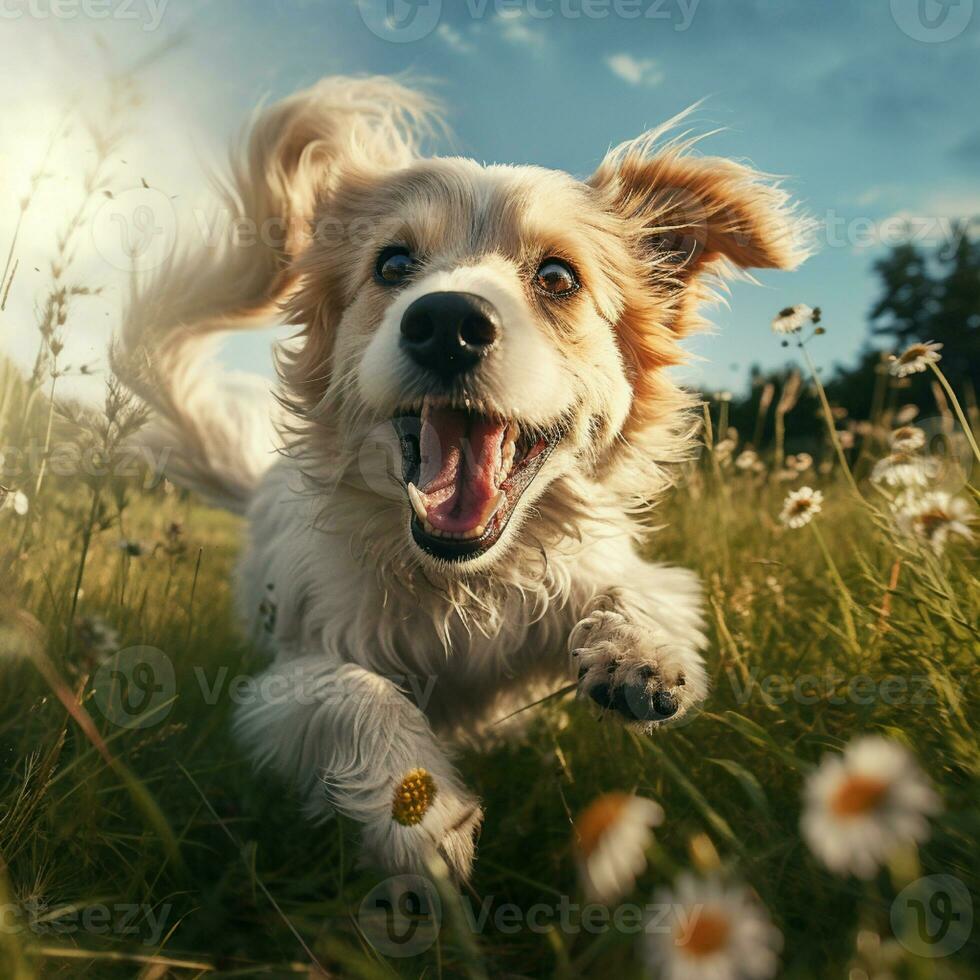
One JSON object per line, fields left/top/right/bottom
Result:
{"left": 407, "top": 482, "right": 428, "bottom": 522}
{"left": 470, "top": 524, "right": 485, "bottom": 538}
{"left": 488, "top": 490, "right": 506, "bottom": 520}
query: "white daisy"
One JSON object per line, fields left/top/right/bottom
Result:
{"left": 894, "top": 491, "right": 975, "bottom": 553}
{"left": 801, "top": 736, "right": 940, "bottom": 879}
{"left": 1, "top": 488, "right": 29, "bottom": 516}
{"left": 574, "top": 793, "right": 664, "bottom": 904}
{"left": 779, "top": 487, "right": 823, "bottom": 528}
{"left": 735, "top": 450, "right": 759, "bottom": 471}
{"left": 714, "top": 438, "right": 737, "bottom": 461}
{"left": 889, "top": 426, "right": 926, "bottom": 453}
{"left": 870, "top": 452, "right": 935, "bottom": 489}
{"left": 791, "top": 452, "right": 813, "bottom": 472}
{"left": 771, "top": 304, "right": 815, "bottom": 335}
{"left": 888, "top": 341, "right": 942, "bottom": 378}
{"left": 75, "top": 616, "right": 121, "bottom": 657}
{"left": 646, "top": 873, "right": 782, "bottom": 980}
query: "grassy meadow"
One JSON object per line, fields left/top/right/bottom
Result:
{"left": 1, "top": 327, "right": 978, "bottom": 979}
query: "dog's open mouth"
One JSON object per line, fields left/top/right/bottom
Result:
{"left": 396, "top": 397, "right": 561, "bottom": 561}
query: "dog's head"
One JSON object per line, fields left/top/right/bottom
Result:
{"left": 270, "top": 79, "right": 808, "bottom": 573}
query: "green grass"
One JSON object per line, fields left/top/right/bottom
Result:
{"left": 1, "top": 376, "right": 978, "bottom": 980}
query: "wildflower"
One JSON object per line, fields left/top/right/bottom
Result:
{"left": 801, "top": 736, "right": 940, "bottom": 879}
{"left": 779, "top": 487, "right": 823, "bottom": 528}
{"left": 75, "top": 616, "right": 121, "bottom": 658}
{"left": 391, "top": 768, "right": 437, "bottom": 826}
{"left": 574, "top": 793, "right": 663, "bottom": 904}
{"left": 714, "top": 438, "right": 737, "bottom": 461}
{"left": 790, "top": 452, "right": 813, "bottom": 472}
{"left": 888, "top": 341, "right": 942, "bottom": 378}
{"left": 1, "top": 488, "right": 29, "bottom": 516}
{"left": 735, "top": 450, "right": 759, "bottom": 471}
{"left": 889, "top": 426, "right": 926, "bottom": 452}
{"left": 871, "top": 452, "right": 935, "bottom": 489}
{"left": 895, "top": 404, "right": 919, "bottom": 425}
{"left": 646, "top": 874, "right": 783, "bottom": 980}
{"left": 894, "top": 491, "right": 975, "bottom": 553}
{"left": 836, "top": 430, "right": 855, "bottom": 450}
{"left": 771, "top": 303, "right": 816, "bottom": 335}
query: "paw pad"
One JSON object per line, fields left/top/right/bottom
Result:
{"left": 391, "top": 768, "right": 437, "bottom": 826}
{"left": 586, "top": 666, "right": 680, "bottom": 722}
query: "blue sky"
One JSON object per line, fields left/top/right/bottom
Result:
{"left": 2, "top": 0, "right": 979, "bottom": 395}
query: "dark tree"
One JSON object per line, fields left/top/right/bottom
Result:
{"left": 870, "top": 225, "right": 980, "bottom": 391}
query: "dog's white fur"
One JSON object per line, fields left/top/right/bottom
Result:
{"left": 114, "top": 76, "right": 809, "bottom": 879}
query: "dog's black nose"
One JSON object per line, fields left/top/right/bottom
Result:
{"left": 400, "top": 291, "right": 499, "bottom": 379}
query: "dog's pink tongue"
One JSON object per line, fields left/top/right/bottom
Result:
{"left": 418, "top": 407, "right": 505, "bottom": 534}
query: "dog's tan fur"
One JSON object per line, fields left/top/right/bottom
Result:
{"left": 115, "top": 76, "right": 808, "bottom": 878}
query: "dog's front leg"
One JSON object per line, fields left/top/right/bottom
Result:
{"left": 568, "top": 559, "right": 710, "bottom": 731}
{"left": 234, "top": 654, "right": 482, "bottom": 879}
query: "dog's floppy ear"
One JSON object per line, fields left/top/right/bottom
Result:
{"left": 237, "top": 76, "right": 440, "bottom": 270}
{"left": 588, "top": 127, "right": 811, "bottom": 330}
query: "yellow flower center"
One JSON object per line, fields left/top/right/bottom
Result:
{"left": 676, "top": 906, "right": 732, "bottom": 958}
{"left": 788, "top": 498, "right": 812, "bottom": 516}
{"left": 830, "top": 774, "right": 889, "bottom": 817}
{"left": 914, "top": 509, "right": 950, "bottom": 539}
{"left": 391, "top": 768, "right": 437, "bottom": 826}
{"left": 898, "top": 345, "right": 928, "bottom": 364}
{"left": 574, "top": 792, "right": 630, "bottom": 857}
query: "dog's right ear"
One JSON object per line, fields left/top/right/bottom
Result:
{"left": 115, "top": 78, "right": 439, "bottom": 490}
{"left": 233, "top": 76, "right": 441, "bottom": 287}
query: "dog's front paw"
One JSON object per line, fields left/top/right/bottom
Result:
{"left": 570, "top": 600, "right": 707, "bottom": 730}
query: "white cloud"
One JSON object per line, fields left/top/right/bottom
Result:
{"left": 436, "top": 23, "right": 473, "bottom": 54}
{"left": 605, "top": 53, "right": 664, "bottom": 87}
{"left": 496, "top": 10, "right": 544, "bottom": 46}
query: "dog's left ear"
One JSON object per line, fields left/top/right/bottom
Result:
{"left": 589, "top": 136, "right": 811, "bottom": 310}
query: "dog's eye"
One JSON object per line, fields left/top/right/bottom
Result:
{"left": 375, "top": 246, "right": 416, "bottom": 285}
{"left": 534, "top": 258, "right": 579, "bottom": 297}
